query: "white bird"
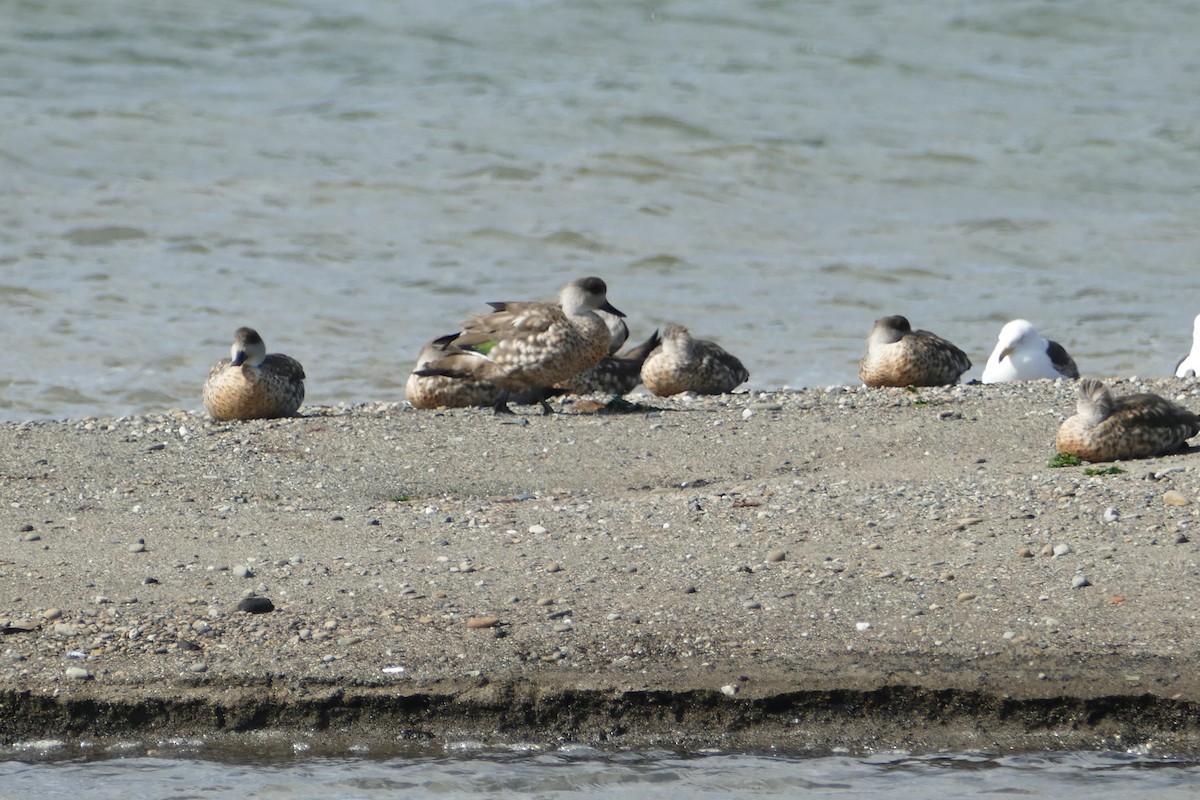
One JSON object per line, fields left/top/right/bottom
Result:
{"left": 981, "top": 320, "right": 1078, "bottom": 384}
{"left": 1175, "top": 314, "right": 1200, "bottom": 379}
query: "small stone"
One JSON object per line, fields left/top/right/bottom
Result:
{"left": 720, "top": 684, "right": 739, "bottom": 697}
{"left": 1018, "top": 548, "right": 1034, "bottom": 558}
{"left": 682, "top": 585, "right": 697, "bottom": 594}
{"left": 1071, "top": 574, "right": 1092, "bottom": 589}
{"left": 536, "top": 597, "right": 554, "bottom": 607}
{"left": 128, "top": 542, "right": 146, "bottom": 554}
{"left": 545, "top": 562, "right": 562, "bottom": 574}
{"left": 237, "top": 596, "right": 275, "bottom": 614}
{"left": 528, "top": 524, "right": 548, "bottom": 535}
{"left": 855, "top": 622, "right": 871, "bottom": 632}
{"left": 188, "top": 662, "right": 208, "bottom": 673}
{"left": 53, "top": 623, "right": 77, "bottom": 637}
{"left": 42, "top": 608, "right": 62, "bottom": 621}
{"left": 552, "top": 622, "right": 572, "bottom": 633}
{"left": 1176, "top": 533, "right": 1190, "bottom": 544}
{"left": 21, "top": 533, "right": 41, "bottom": 542}
{"left": 233, "top": 565, "right": 254, "bottom": 579}
{"left": 765, "top": 549, "right": 786, "bottom": 563}
{"left": 1103, "top": 508, "right": 1120, "bottom": 523}
{"left": 1052, "top": 543, "right": 1072, "bottom": 557}
{"left": 466, "top": 616, "right": 501, "bottom": 629}
{"left": 742, "top": 600, "right": 762, "bottom": 610}
{"left": 955, "top": 592, "right": 976, "bottom": 603}
{"left": 1163, "top": 490, "right": 1191, "bottom": 507}
{"left": 65, "top": 667, "right": 92, "bottom": 680}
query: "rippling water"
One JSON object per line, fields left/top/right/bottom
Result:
{"left": 3, "top": 747, "right": 1200, "bottom": 799}
{"left": 4, "top": 0, "right": 1200, "bottom": 420}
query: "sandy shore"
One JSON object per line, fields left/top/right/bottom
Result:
{"left": 4, "top": 378, "right": 1200, "bottom": 755}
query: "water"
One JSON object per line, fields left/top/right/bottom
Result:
{"left": 3, "top": 0, "right": 1199, "bottom": 420}
{"left": 3, "top": 746, "right": 1200, "bottom": 799}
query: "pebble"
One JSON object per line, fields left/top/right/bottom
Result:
{"left": 21, "top": 533, "right": 41, "bottom": 542}
{"left": 552, "top": 622, "right": 572, "bottom": 633}
{"left": 765, "top": 549, "right": 786, "bottom": 563}
{"left": 742, "top": 600, "right": 761, "bottom": 610}
{"left": 233, "top": 565, "right": 255, "bottom": 579}
{"left": 1072, "top": 574, "right": 1092, "bottom": 589}
{"left": 128, "top": 541, "right": 146, "bottom": 554}
{"left": 237, "top": 596, "right": 275, "bottom": 614}
{"left": 720, "top": 684, "right": 739, "bottom": 697}
{"left": 528, "top": 524, "right": 548, "bottom": 535}
{"left": 855, "top": 622, "right": 871, "bottom": 632}
{"left": 466, "top": 616, "right": 501, "bottom": 629}
{"left": 188, "top": 662, "right": 208, "bottom": 673}
{"left": 1163, "top": 490, "right": 1191, "bottom": 507}
{"left": 1103, "top": 508, "right": 1120, "bottom": 523}
{"left": 65, "top": 667, "right": 91, "bottom": 680}
{"left": 545, "top": 562, "right": 562, "bottom": 573}
{"left": 42, "top": 608, "right": 62, "bottom": 621}
{"left": 1052, "top": 543, "right": 1073, "bottom": 557}
{"left": 955, "top": 592, "right": 976, "bottom": 603}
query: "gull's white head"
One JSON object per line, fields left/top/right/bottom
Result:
{"left": 996, "top": 319, "right": 1045, "bottom": 356}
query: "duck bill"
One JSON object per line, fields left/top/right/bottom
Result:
{"left": 600, "top": 300, "right": 626, "bottom": 318}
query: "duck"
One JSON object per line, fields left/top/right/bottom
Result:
{"left": 405, "top": 334, "right": 504, "bottom": 410}
{"left": 640, "top": 324, "right": 749, "bottom": 396}
{"left": 202, "top": 327, "right": 305, "bottom": 420}
{"left": 1055, "top": 378, "right": 1199, "bottom": 461}
{"left": 555, "top": 329, "right": 662, "bottom": 397}
{"left": 421, "top": 276, "right": 623, "bottom": 411}
{"left": 858, "top": 315, "right": 971, "bottom": 388}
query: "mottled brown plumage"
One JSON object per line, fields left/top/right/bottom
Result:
{"left": 555, "top": 329, "right": 662, "bottom": 396}
{"left": 858, "top": 315, "right": 971, "bottom": 388}
{"left": 1055, "top": 378, "right": 1200, "bottom": 462}
{"left": 432, "top": 277, "right": 623, "bottom": 393}
{"left": 640, "top": 324, "right": 749, "bottom": 397}
{"left": 203, "top": 327, "right": 305, "bottom": 420}
{"left": 405, "top": 335, "right": 504, "bottom": 410}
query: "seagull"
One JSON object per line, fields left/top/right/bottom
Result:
{"left": 203, "top": 327, "right": 305, "bottom": 420}
{"left": 982, "top": 319, "right": 1079, "bottom": 383}
{"left": 1055, "top": 378, "right": 1200, "bottom": 461}
{"left": 858, "top": 315, "right": 971, "bottom": 388}
{"left": 640, "top": 324, "right": 749, "bottom": 396}
{"left": 1175, "top": 314, "right": 1200, "bottom": 378}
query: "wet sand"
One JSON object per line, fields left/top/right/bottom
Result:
{"left": 4, "top": 379, "right": 1200, "bottom": 754}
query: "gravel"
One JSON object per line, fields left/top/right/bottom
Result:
{"left": 3, "top": 378, "right": 1200, "bottom": 753}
